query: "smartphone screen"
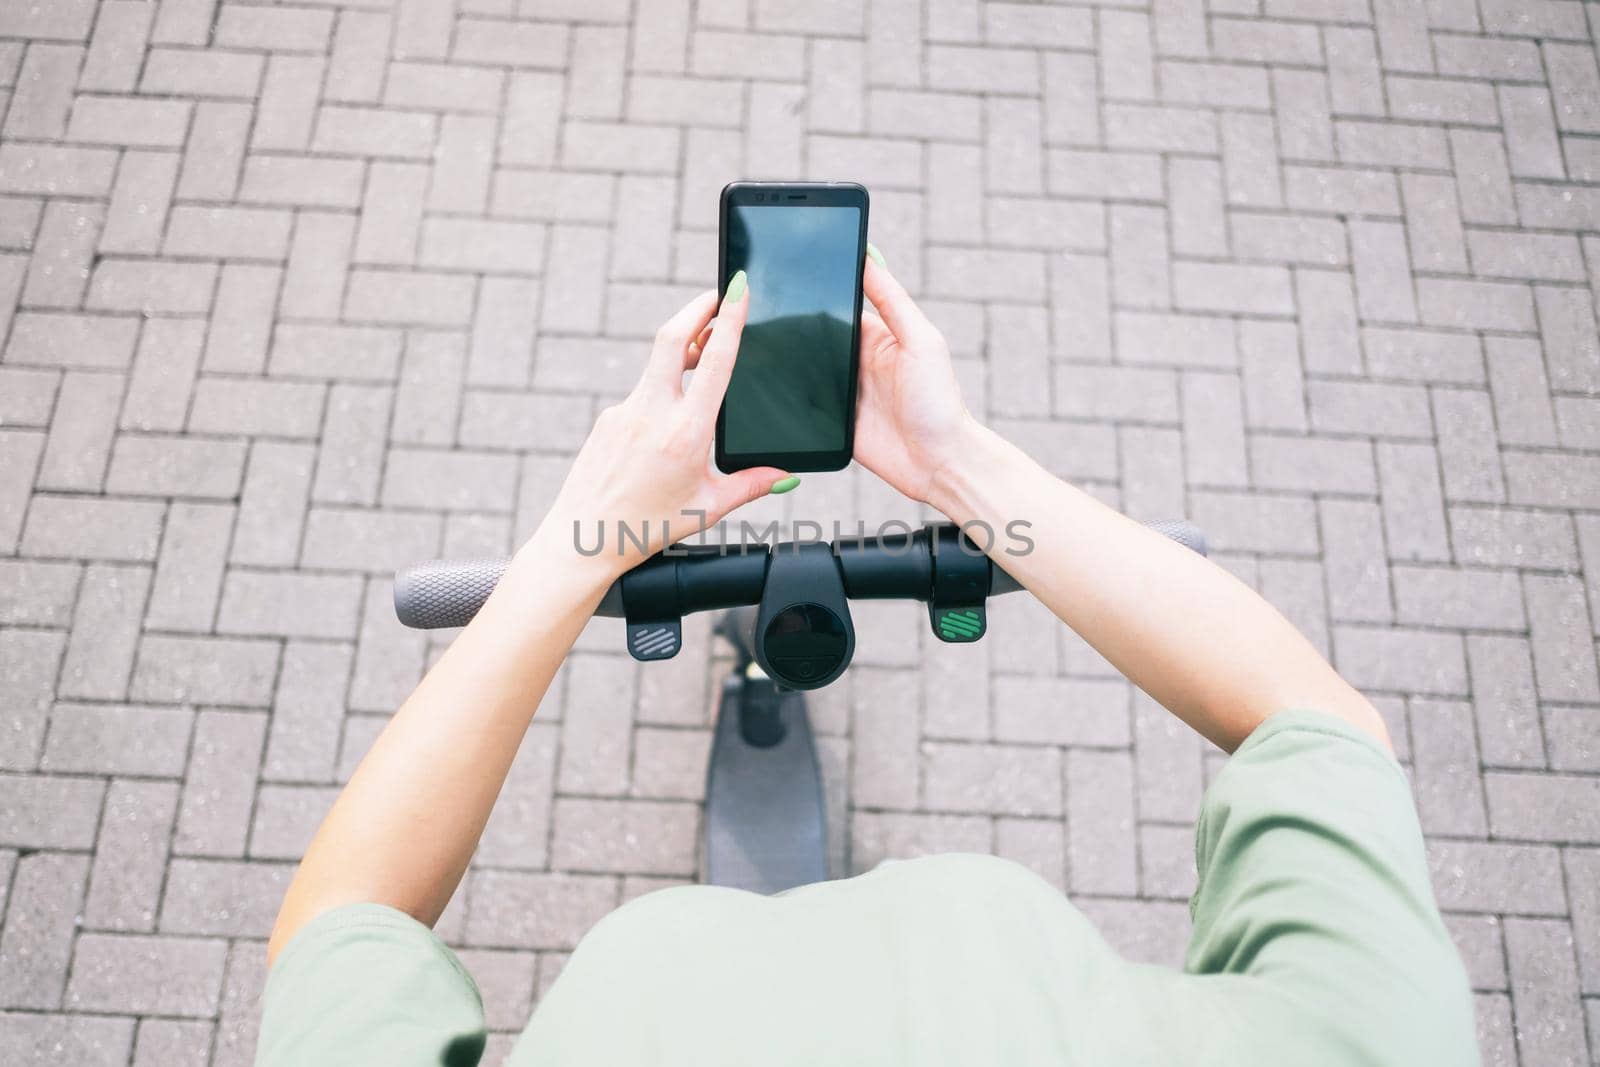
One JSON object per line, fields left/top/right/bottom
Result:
{"left": 716, "top": 182, "right": 868, "bottom": 473}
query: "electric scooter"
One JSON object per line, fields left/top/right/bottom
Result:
{"left": 394, "top": 520, "right": 1206, "bottom": 894}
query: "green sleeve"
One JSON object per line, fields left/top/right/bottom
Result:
{"left": 1186, "top": 710, "right": 1477, "bottom": 1065}
{"left": 257, "top": 903, "right": 487, "bottom": 1067}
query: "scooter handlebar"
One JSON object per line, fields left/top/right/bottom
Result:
{"left": 393, "top": 519, "right": 1207, "bottom": 630}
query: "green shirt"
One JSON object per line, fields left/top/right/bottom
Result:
{"left": 257, "top": 711, "right": 1477, "bottom": 1066}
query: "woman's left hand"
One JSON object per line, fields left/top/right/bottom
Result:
{"left": 532, "top": 274, "right": 794, "bottom": 575}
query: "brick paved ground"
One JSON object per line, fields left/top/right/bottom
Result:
{"left": 1, "top": 0, "right": 1599, "bottom": 1063}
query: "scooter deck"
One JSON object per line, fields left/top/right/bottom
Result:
{"left": 704, "top": 673, "right": 828, "bottom": 894}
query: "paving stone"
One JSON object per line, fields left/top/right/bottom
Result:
{"left": 1486, "top": 772, "right": 1600, "bottom": 842}
{"left": 143, "top": 501, "right": 233, "bottom": 632}
{"left": 0, "top": 851, "right": 89, "bottom": 1008}
{"left": 0, "top": 1012, "right": 133, "bottom": 1066}
{"left": 464, "top": 870, "right": 618, "bottom": 950}
{"left": 41, "top": 704, "right": 191, "bottom": 777}
{"left": 66, "top": 933, "right": 227, "bottom": 1016}
{"left": 850, "top": 812, "right": 992, "bottom": 873}
{"left": 1334, "top": 624, "right": 1468, "bottom": 695}
{"left": 1467, "top": 635, "right": 1548, "bottom": 769}
{"left": 1504, "top": 918, "right": 1589, "bottom": 1066}
{"left": 20, "top": 494, "right": 164, "bottom": 562}
{"left": 1409, "top": 698, "right": 1489, "bottom": 836}
{"left": 1066, "top": 749, "right": 1137, "bottom": 895}
{"left": 84, "top": 779, "right": 179, "bottom": 932}
{"left": 247, "top": 784, "right": 337, "bottom": 860}
{"left": 0, "top": 1, "right": 1597, "bottom": 1051}
{"left": 1428, "top": 839, "right": 1568, "bottom": 915}
{"left": 132, "top": 1019, "right": 212, "bottom": 1067}
{"left": 477, "top": 723, "right": 559, "bottom": 869}
{"left": 1524, "top": 574, "right": 1600, "bottom": 703}
{"left": 0, "top": 629, "right": 67, "bottom": 770}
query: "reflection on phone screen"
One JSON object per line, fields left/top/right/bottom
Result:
{"left": 723, "top": 203, "right": 860, "bottom": 456}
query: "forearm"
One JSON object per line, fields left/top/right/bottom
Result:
{"left": 930, "top": 421, "right": 1389, "bottom": 753}
{"left": 267, "top": 522, "right": 619, "bottom": 963}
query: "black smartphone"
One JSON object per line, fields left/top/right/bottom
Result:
{"left": 715, "top": 181, "right": 869, "bottom": 474}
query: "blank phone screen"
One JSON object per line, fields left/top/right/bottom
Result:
{"left": 722, "top": 203, "right": 861, "bottom": 457}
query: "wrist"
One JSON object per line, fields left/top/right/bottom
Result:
{"left": 925, "top": 417, "right": 1007, "bottom": 523}
{"left": 512, "top": 515, "right": 630, "bottom": 592}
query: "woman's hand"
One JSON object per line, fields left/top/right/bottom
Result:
{"left": 532, "top": 274, "right": 794, "bottom": 575}
{"left": 853, "top": 248, "right": 982, "bottom": 510}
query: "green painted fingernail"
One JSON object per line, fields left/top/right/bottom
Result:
{"left": 724, "top": 270, "right": 747, "bottom": 303}
{"left": 769, "top": 475, "right": 800, "bottom": 495}
{"left": 867, "top": 243, "right": 887, "bottom": 269}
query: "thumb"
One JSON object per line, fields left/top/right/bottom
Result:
{"left": 706, "top": 467, "right": 796, "bottom": 520}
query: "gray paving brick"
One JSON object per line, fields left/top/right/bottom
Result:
{"left": 1535, "top": 284, "right": 1600, "bottom": 394}
{"left": 165, "top": 205, "right": 292, "bottom": 262}
{"left": 1191, "top": 489, "right": 1319, "bottom": 555}
{"left": 1066, "top": 749, "right": 1137, "bottom": 894}
{"left": 0, "top": 1, "right": 1595, "bottom": 1051}
{"left": 312, "top": 388, "right": 388, "bottom": 506}
{"left": 106, "top": 434, "right": 246, "bottom": 499}
{"left": 122, "top": 319, "right": 202, "bottom": 434}
{"left": 850, "top": 812, "right": 991, "bottom": 872}
{"left": 20, "top": 494, "right": 164, "bottom": 562}
{"left": 0, "top": 144, "right": 117, "bottom": 197}
{"left": 464, "top": 871, "right": 618, "bottom": 950}
{"left": 478, "top": 723, "right": 558, "bottom": 869}
{"left": 557, "top": 653, "right": 636, "bottom": 796}
{"left": 1376, "top": 441, "right": 1451, "bottom": 562}
{"left": 1487, "top": 772, "right": 1600, "bottom": 842}
{"left": 176, "top": 102, "right": 252, "bottom": 202}
{"left": 0, "top": 1012, "right": 132, "bottom": 1067}
{"left": 1334, "top": 624, "right": 1467, "bottom": 695}
{"left": 144, "top": 501, "right": 233, "bottom": 632}
{"left": 1504, "top": 918, "right": 1588, "bottom": 1066}
{"left": 131, "top": 637, "right": 278, "bottom": 707}
{"left": 1525, "top": 574, "right": 1600, "bottom": 703}
{"left": 1428, "top": 839, "right": 1568, "bottom": 914}
{"left": 133, "top": 1019, "right": 212, "bottom": 1066}
{"left": 550, "top": 797, "right": 697, "bottom": 876}
{"left": 0, "top": 366, "right": 57, "bottom": 427}
{"left": 41, "top": 703, "right": 190, "bottom": 778}
{"left": 851, "top": 667, "right": 920, "bottom": 809}
{"left": 66, "top": 933, "right": 227, "bottom": 1016}
{"left": 0, "top": 772, "right": 103, "bottom": 851}
{"left": 87, "top": 258, "right": 216, "bottom": 315}
{"left": 1409, "top": 698, "right": 1489, "bottom": 835}
{"left": 5, "top": 44, "right": 82, "bottom": 141}
{"left": 140, "top": 46, "right": 261, "bottom": 99}
{"left": 84, "top": 779, "right": 178, "bottom": 932}
{"left": 0, "top": 560, "right": 77, "bottom": 629}
{"left": 992, "top": 677, "right": 1129, "bottom": 748}
{"left": 349, "top": 578, "right": 427, "bottom": 714}
{"left": 24, "top": 200, "right": 102, "bottom": 308}
{"left": 1320, "top": 499, "right": 1394, "bottom": 623}
{"left": 58, "top": 563, "right": 149, "bottom": 700}
{"left": 248, "top": 784, "right": 336, "bottom": 859}
{"left": 36, "top": 370, "right": 121, "bottom": 491}
{"left": 0, "top": 851, "right": 89, "bottom": 1008}
{"left": 100, "top": 151, "right": 178, "bottom": 256}
{"left": 1394, "top": 565, "right": 1525, "bottom": 630}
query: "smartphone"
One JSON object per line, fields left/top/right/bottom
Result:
{"left": 715, "top": 181, "right": 869, "bottom": 473}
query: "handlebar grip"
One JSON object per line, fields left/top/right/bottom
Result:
{"left": 1143, "top": 518, "right": 1207, "bottom": 557}
{"left": 394, "top": 557, "right": 510, "bottom": 629}
{"left": 989, "top": 518, "right": 1207, "bottom": 594}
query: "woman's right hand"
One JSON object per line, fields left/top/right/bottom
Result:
{"left": 854, "top": 247, "right": 982, "bottom": 509}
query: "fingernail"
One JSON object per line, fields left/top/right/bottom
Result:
{"left": 769, "top": 475, "right": 800, "bottom": 495}
{"left": 724, "top": 270, "right": 747, "bottom": 304}
{"left": 866, "top": 243, "right": 887, "bottom": 269}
